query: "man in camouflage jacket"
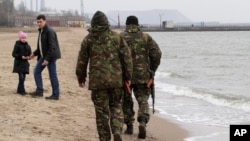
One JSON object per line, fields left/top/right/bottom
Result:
{"left": 76, "top": 11, "right": 132, "bottom": 141}
{"left": 120, "top": 15, "right": 162, "bottom": 139}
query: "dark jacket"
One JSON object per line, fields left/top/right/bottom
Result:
{"left": 12, "top": 40, "right": 32, "bottom": 74}
{"left": 33, "top": 24, "right": 61, "bottom": 61}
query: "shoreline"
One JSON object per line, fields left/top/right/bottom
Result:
{"left": 130, "top": 101, "right": 189, "bottom": 141}
{"left": 0, "top": 28, "right": 187, "bottom": 141}
{"left": 147, "top": 112, "right": 189, "bottom": 141}
{"left": 155, "top": 112, "right": 229, "bottom": 141}
{"left": 0, "top": 28, "right": 229, "bottom": 141}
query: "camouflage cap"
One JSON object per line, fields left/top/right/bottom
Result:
{"left": 91, "top": 11, "right": 109, "bottom": 27}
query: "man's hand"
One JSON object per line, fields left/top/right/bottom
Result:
{"left": 125, "top": 80, "right": 131, "bottom": 86}
{"left": 79, "top": 83, "right": 85, "bottom": 88}
{"left": 30, "top": 54, "right": 35, "bottom": 60}
{"left": 124, "top": 80, "right": 131, "bottom": 94}
{"left": 42, "top": 60, "right": 48, "bottom": 66}
{"left": 22, "top": 56, "right": 30, "bottom": 60}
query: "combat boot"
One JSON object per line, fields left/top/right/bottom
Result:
{"left": 138, "top": 121, "right": 146, "bottom": 139}
{"left": 113, "top": 132, "right": 122, "bottom": 141}
{"left": 124, "top": 124, "right": 133, "bottom": 135}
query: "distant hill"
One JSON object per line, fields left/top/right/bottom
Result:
{"left": 105, "top": 9, "right": 192, "bottom": 26}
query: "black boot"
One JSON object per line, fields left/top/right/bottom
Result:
{"left": 138, "top": 120, "right": 146, "bottom": 139}
{"left": 113, "top": 132, "right": 122, "bottom": 141}
{"left": 124, "top": 124, "right": 133, "bottom": 135}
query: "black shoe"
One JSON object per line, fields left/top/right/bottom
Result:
{"left": 20, "top": 92, "right": 27, "bottom": 95}
{"left": 30, "top": 91, "right": 43, "bottom": 97}
{"left": 45, "top": 95, "right": 59, "bottom": 100}
{"left": 124, "top": 124, "right": 133, "bottom": 135}
{"left": 113, "top": 133, "right": 122, "bottom": 141}
{"left": 17, "top": 92, "right": 27, "bottom": 95}
{"left": 138, "top": 121, "right": 146, "bottom": 139}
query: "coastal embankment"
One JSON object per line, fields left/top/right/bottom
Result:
{"left": 140, "top": 25, "right": 250, "bottom": 32}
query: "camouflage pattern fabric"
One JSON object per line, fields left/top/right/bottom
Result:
{"left": 120, "top": 24, "right": 161, "bottom": 124}
{"left": 91, "top": 11, "right": 109, "bottom": 27}
{"left": 76, "top": 16, "right": 132, "bottom": 90}
{"left": 120, "top": 25, "right": 161, "bottom": 84}
{"left": 133, "top": 84, "right": 151, "bottom": 122}
{"left": 123, "top": 87, "right": 135, "bottom": 125}
{"left": 76, "top": 11, "right": 132, "bottom": 141}
{"left": 123, "top": 84, "right": 151, "bottom": 124}
{"left": 91, "top": 88, "right": 124, "bottom": 141}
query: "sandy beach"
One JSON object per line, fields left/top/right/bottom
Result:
{"left": 0, "top": 28, "right": 189, "bottom": 141}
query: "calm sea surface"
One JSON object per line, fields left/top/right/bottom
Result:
{"left": 146, "top": 31, "right": 250, "bottom": 130}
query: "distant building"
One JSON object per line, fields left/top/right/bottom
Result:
{"left": 30, "top": 0, "right": 33, "bottom": 11}
{"left": 14, "top": 15, "right": 84, "bottom": 27}
{"left": 162, "top": 21, "right": 174, "bottom": 28}
{"left": 39, "top": 11, "right": 60, "bottom": 16}
{"left": 36, "top": 0, "right": 38, "bottom": 12}
{"left": 40, "top": 0, "right": 45, "bottom": 11}
{"left": 13, "top": 0, "right": 84, "bottom": 27}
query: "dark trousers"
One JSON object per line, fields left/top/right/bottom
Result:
{"left": 17, "top": 72, "right": 26, "bottom": 93}
{"left": 123, "top": 84, "right": 150, "bottom": 124}
{"left": 34, "top": 58, "right": 59, "bottom": 96}
{"left": 91, "top": 88, "right": 124, "bottom": 141}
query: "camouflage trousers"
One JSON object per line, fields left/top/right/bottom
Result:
{"left": 123, "top": 84, "right": 150, "bottom": 125}
{"left": 91, "top": 88, "right": 124, "bottom": 141}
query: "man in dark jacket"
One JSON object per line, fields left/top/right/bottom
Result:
{"left": 30, "top": 14, "right": 61, "bottom": 100}
{"left": 76, "top": 11, "right": 132, "bottom": 141}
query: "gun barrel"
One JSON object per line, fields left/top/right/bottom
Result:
{"left": 147, "top": 78, "right": 155, "bottom": 114}
{"left": 151, "top": 82, "right": 155, "bottom": 114}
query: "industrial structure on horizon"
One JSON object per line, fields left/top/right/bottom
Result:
{"left": 26, "top": 0, "right": 84, "bottom": 15}
{"left": 12, "top": 0, "right": 85, "bottom": 27}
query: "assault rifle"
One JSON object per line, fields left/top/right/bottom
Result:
{"left": 147, "top": 73, "right": 155, "bottom": 114}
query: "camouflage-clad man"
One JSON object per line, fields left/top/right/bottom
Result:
{"left": 76, "top": 11, "right": 132, "bottom": 141}
{"left": 120, "top": 15, "right": 161, "bottom": 139}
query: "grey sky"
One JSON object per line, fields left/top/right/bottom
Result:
{"left": 15, "top": 0, "right": 250, "bottom": 23}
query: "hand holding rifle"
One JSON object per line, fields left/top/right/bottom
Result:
{"left": 124, "top": 80, "right": 131, "bottom": 94}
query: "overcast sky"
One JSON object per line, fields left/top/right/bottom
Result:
{"left": 15, "top": 0, "right": 250, "bottom": 23}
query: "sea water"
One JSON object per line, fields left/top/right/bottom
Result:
{"left": 146, "top": 31, "right": 250, "bottom": 140}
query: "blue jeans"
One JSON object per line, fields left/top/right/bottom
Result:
{"left": 34, "top": 58, "right": 59, "bottom": 97}
{"left": 17, "top": 72, "right": 26, "bottom": 93}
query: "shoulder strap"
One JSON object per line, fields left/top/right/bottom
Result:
{"left": 142, "top": 33, "right": 148, "bottom": 43}
{"left": 115, "top": 32, "right": 121, "bottom": 47}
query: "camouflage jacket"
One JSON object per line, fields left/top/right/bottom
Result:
{"left": 120, "top": 25, "right": 162, "bottom": 84}
{"left": 76, "top": 29, "right": 133, "bottom": 90}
